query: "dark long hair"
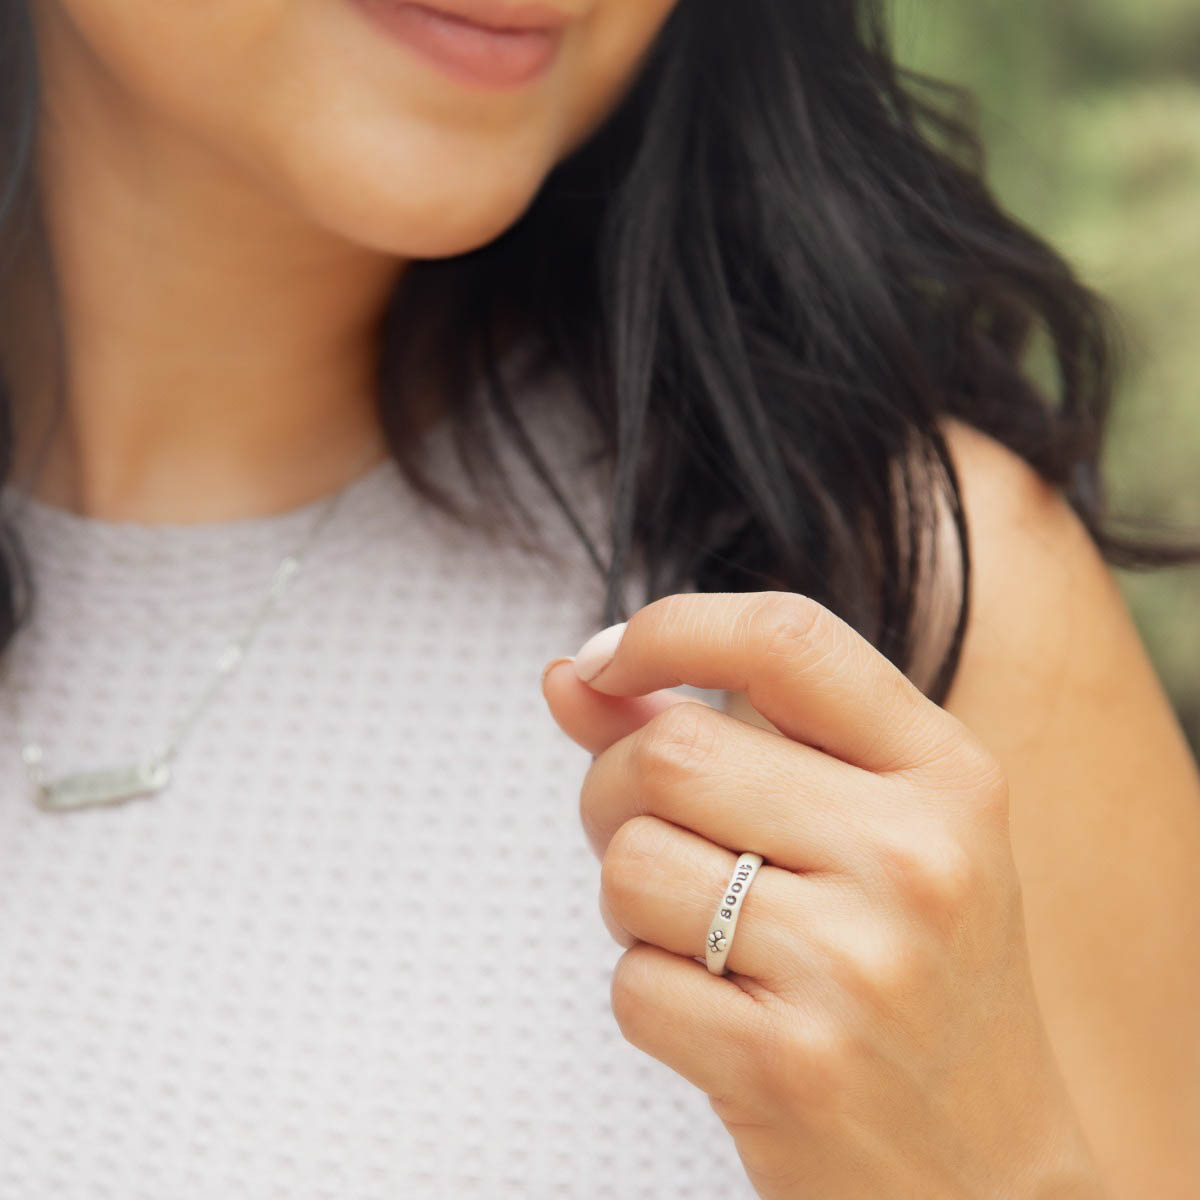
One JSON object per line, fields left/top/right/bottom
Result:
{"left": 0, "top": 0, "right": 1195, "bottom": 704}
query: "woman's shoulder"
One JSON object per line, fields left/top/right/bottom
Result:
{"left": 936, "top": 423, "right": 1200, "bottom": 1193}
{"left": 936, "top": 413, "right": 1138, "bottom": 721}
{"left": 938, "top": 415, "right": 1077, "bottom": 559}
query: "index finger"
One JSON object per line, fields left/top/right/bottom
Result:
{"left": 572, "top": 590, "right": 972, "bottom": 775}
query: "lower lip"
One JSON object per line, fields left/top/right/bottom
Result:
{"left": 348, "top": 0, "right": 564, "bottom": 89}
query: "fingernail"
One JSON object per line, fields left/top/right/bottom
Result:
{"left": 540, "top": 655, "right": 575, "bottom": 689}
{"left": 573, "top": 621, "right": 627, "bottom": 683}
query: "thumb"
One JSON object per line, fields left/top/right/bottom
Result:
{"left": 540, "top": 657, "right": 719, "bottom": 757}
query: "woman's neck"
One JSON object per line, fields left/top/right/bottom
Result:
{"left": 0, "top": 9, "right": 413, "bottom": 523}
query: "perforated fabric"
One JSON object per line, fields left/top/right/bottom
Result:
{"left": 0, "top": 372, "right": 756, "bottom": 1198}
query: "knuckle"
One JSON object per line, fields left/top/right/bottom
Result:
{"left": 633, "top": 700, "right": 723, "bottom": 788}
{"left": 747, "top": 592, "right": 832, "bottom": 673}
{"left": 833, "top": 931, "right": 931, "bottom": 1007}
{"left": 600, "top": 815, "right": 668, "bottom": 915}
{"left": 608, "top": 947, "right": 655, "bottom": 1040}
{"left": 877, "top": 830, "right": 980, "bottom": 923}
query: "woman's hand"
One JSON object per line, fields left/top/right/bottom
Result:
{"left": 541, "top": 590, "right": 1108, "bottom": 1200}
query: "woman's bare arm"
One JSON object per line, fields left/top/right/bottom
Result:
{"left": 939, "top": 416, "right": 1200, "bottom": 1197}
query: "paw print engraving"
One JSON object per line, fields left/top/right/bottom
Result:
{"left": 707, "top": 930, "right": 727, "bottom": 953}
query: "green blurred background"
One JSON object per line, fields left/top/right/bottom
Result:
{"left": 891, "top": 0, "right": 1200, "bottom": 754}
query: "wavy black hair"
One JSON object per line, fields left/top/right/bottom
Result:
{"left": 0, "top": 0, "right": 1196, "bottom": 705}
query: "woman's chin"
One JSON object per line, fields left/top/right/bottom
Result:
{"left": 281, "top": 143, "right": 551, "bottom": 260}
{"left": 323, "top": 191, "right": 539, "bottom": 261}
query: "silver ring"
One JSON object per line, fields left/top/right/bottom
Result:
{"left": 705, "top": 851, "right": 765, "bottom": 975}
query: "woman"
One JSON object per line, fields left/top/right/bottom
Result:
{"left": 0, "top": 0, "right": 1196, "bottom": 1195}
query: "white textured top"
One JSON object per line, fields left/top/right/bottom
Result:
{"left": 0, "top": 368, "right": 756, "bottom": 1198}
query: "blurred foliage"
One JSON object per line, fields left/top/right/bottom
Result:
{"left": 891, "top": 0, "right": 1200, "bottom": 754}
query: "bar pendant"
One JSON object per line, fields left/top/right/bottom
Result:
{"left": 35, "top": 760, "right": 172, "bottom": 812}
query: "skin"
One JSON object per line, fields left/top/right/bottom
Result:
{"left": 3, "top": 0, "right": 677, "bottom": 517}
{"left": 541, "top": 417, "right": 1200, "bottom": 1197}
{"left": 3, "top": 0, "right": 1198, "bottom": 1194}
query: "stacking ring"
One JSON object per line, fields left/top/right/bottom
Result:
{"left": 705, "top": 851, "right": 765, "bottom": 975}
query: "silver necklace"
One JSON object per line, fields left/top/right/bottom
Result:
{"left": 2, "top": 450, "right": 383, "bottom": 813}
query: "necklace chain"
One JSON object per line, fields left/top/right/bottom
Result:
{"left": 2, "top": 450, "right": 383, "bottom": 812}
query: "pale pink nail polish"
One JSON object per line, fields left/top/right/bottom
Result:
{"left": 573, "top": 621, "right": 627, "bottom": 683}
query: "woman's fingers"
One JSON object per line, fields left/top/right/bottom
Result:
{"left": 600, "top": 813, "right": 796, "bottom": 983}
{"left": 572, "top": 591, "right": 977, "bottom": 776}
{"left": 578, "top": 699, "right": 887, "bottom": 873}
{"left": 598, "top": 812, "right": 860, "bottom": 998}
{"left": 606, "top": 940, "right": 765, "bottom": 1105}
{"left": 540, "top": 656, "right": 713, "bottom": 756}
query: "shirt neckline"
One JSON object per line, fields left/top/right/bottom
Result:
{"left": 0, "top": 451, "right": 427, "bottom": 608}
{"left": 1, "top": 450, "right": 402, "bottom": 546}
